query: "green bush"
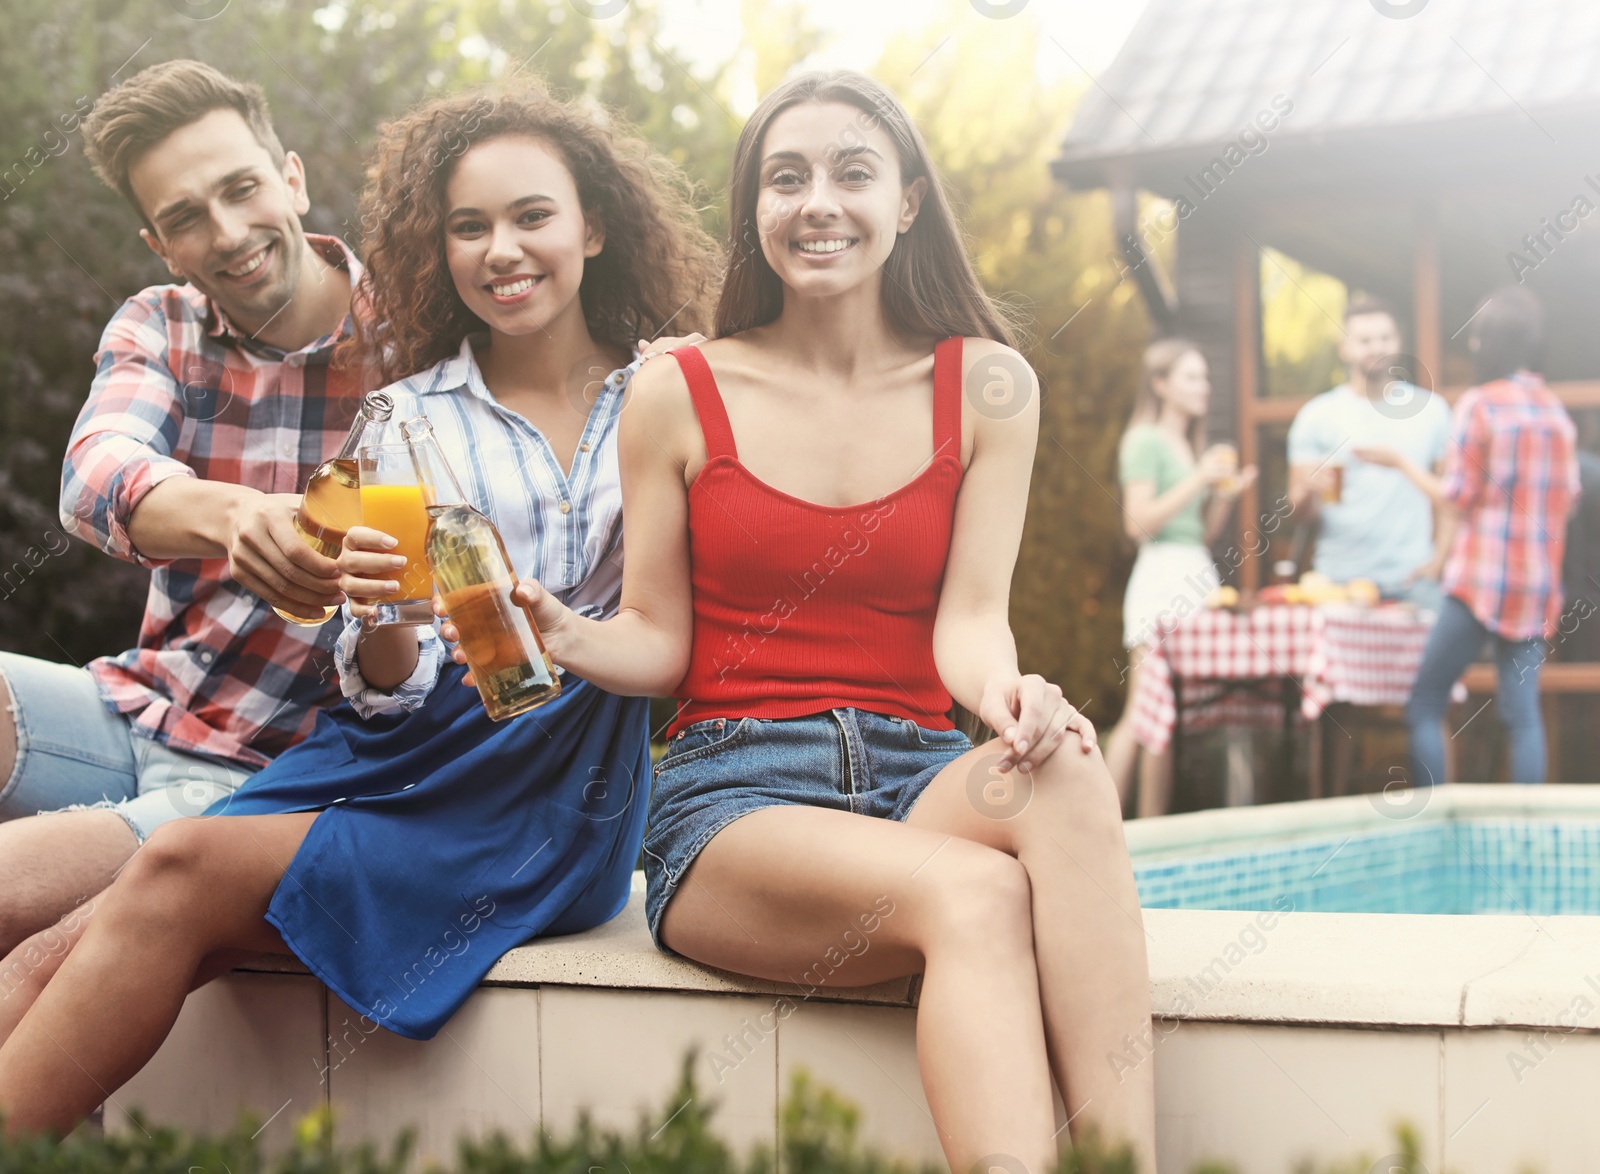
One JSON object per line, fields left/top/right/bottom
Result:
{"left": 0, "top": 1055, "right": 1473, "bottom": 1174}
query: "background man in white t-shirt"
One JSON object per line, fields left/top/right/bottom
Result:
{"left": 1286, "top": 295, "right": 1450, "bottom": 607}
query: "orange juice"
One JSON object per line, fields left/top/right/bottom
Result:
{"left": 359, "top": 483, "right": 433, "bottom": 601}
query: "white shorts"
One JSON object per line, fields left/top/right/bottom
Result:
{"left": 1121, "top": 541, "right": 1220, "bottom": 649}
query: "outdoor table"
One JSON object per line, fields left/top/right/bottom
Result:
{"left": 1130, "top": 603, "right": 1438, "bottom": 798}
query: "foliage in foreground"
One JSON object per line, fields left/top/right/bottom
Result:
{"left": 0, "top": 1057, "right": 1482, "bottom": 1174}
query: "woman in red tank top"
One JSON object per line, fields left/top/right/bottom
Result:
{"left": 454, "top": 71, "right": 1157, "bottom": 1171}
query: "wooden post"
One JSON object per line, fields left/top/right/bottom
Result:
{"left": 1235, "top": 231, "right": 1262, "bottom": 592}
{"left": 1413, "top": 204, "right": 1441, "bottom": 388}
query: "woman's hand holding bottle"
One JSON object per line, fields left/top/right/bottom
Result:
{"left": 437, "top": 578, "right": 571, "bottom": 688}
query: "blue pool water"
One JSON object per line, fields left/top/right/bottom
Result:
{"left": 1132, "top": 818, "right": 1600, "bottom": 915}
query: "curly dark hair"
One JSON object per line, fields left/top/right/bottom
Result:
{"left": 344, "top": 84, "right": 719, "bottom": 384}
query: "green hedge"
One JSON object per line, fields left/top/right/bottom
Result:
{"left": 5, "top": 1058, "right": 1443, "bottom": 1174}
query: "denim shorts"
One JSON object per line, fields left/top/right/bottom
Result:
{"left": 641, "top": 707, "right": 972, "bottom": 953}
{"left": 0, "top": 651, "right": 257, "bottom": 842}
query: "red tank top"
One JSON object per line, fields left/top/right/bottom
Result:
{"left": 668, "top": 338, "right": 967, "bottom": 737}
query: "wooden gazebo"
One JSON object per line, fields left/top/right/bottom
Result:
{"left": 1053, "top": 0, "right": 1600, "bottom": 780}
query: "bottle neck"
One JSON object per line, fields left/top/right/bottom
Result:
{"left": 336, "top": 400, "right": 394, "bottom": 461}
{"left": 405, "top": 426, "right": 470, "bottom": 508}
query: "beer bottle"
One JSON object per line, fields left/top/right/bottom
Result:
{"left": 401, "top": 415, "right": 561, "bottom": 720}
{"left": 275, "top": 391, "right": 395, "bottom": 625}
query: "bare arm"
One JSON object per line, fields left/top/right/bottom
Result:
{"left": 1415, "top": 395, "right": 1485, "bottom": 581}
{"left": 128, "top": 478, "right": 344, "bottom": 616}
{"left": 1350, "top": 446, "right": 1445, "bottom": 504}
{"left": 1404, "top": 457, "right": 1445, "bottom": 504}
{"left": 125, "top": 476, "right": 259, "bottom": 559}
{"left": 1416, "top": 498, "right": 1459, "bottom": 581}
{"left": 61, "top": 298, "right": 342, "bottom": 615}
{"left": 1202, "top": 465, "right": 1257, "bottom": 544}
{"left": 1124, "top": 444, "right": 1246, "bottom": 541}
{"left": 444, "top": 358, "right": 696, "bottom": 696}
{"left": 333, "top": 524, "right": 426, "bottom": 690}
{"left": 933, "top": 341, "right": 1095, "bottom": 774}
{"left": 1287, "top": 462, "right": 1331, "bottom": 518}
{"left": 1121, "top": 471, "right": 1208, "bottom": 542}
{"left": 352, "top": 624, "right": 426, "bottom": 692}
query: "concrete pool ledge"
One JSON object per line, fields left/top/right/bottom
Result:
{"left": 114, "top": 785, "right": 1600, "bottom": 1173}
{"left": 243, "top": 875, "right": 1600, "bottom": 1033}
{"left": 1142, "top": 906, "right": 1600, "bottom": 1030}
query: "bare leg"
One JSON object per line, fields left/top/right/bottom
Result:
{"left": 0, "top": 900, "right": 99, "bottom": 1047}
{"left": 662, "top": 807, "right": 1057, "bottom": 1173}
{"left": 906, "top": 741, "right": 1157, "bottom": 1170}
{"left": 1101, "top": 646, "right": 1150, "bottom": 810}
{"left": 0, "top": 812, "right": 316, "bottom": 1137}
{"left": 0, "top": 671, "right": 14, "bottom": 789}
{"left": 0, "top": 901, "right": 256, "bottom": 1052}
{"left": 0, "top": 812, "right": 139, "bottom": 953}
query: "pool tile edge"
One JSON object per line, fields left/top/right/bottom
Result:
{"left": 1143, "top": 908, "right": 1590, "bottom": 1030}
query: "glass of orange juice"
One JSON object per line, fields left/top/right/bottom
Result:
{"left": 358, "top": 443, "right": 436, "bottom": 625}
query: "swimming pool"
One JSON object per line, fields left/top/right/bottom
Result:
{"left": 1118, "top": 786, "right": 1600, "bottom": 1170}
{"left": 1133, "top": 815, "right": 1600, "bottom": 915}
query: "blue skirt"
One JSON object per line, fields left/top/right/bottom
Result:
{"left": 206, "top": 664, "right": 650, "bottom": 1039}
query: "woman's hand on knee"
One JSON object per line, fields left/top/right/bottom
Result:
{"left": 979, "top": 673, "right": 1096, "bottom": 773}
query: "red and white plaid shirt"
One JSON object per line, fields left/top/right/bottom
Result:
{"left": 60, "top": 234, "right": 368, "bottom": 767}
{"left": 1440, "top": 373, "right": 1580, "bottom": 641}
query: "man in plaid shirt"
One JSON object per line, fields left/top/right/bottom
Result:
{"left": 0, "top": 61, "right": 366, "bottom": 951}
{"left": 1407, "top": 287, "right": 1581, "bottom": 785}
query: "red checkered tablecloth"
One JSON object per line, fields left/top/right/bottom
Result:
{"left": 1131, "top": 604, "right": 1437, "bottom": 754}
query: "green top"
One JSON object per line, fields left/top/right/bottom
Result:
{"left": 1118, "top": 424, "right": 1204, "bottom": 545}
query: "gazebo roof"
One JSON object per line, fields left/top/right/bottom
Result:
{"left": 1050, "top": 0, "right": 1600, "bottom": 383}
{"left": 1055, "top": 0, "right": 1600, "bottom": 183}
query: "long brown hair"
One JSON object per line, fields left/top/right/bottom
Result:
{"left": 716, "top": 70, "right": 1017, "bottom": 346}
{"left": 1128, "top": 337, "right": 1207, "bottom": 454}
{"left": 345, "top": 84, "right": 719, "bottom": 385}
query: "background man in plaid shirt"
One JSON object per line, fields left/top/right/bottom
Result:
{"left": 0, "top": 61, "right": 366, "bottom": 952}
{"left": 1408, "top": 286, "right": 1581, "bottom": 785}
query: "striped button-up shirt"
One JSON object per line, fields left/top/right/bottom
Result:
{"left": 1441, "top": 373, "right": 1580, "bottom": 641}
{"left": 335, "top": 335, "right": 631, "bottom": 716}
{"left": 60, "top": 235, "right": 367, "bottom": 767}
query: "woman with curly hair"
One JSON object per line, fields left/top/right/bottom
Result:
{"left": 0, "top": 82, "right": 716, "bottom": 1134}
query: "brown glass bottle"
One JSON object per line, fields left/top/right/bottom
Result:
{"left": 402, "top": 416, "right": 560, "bottom": 720}
{"left": 275, "top": 391, "right": 395, "bottom": 625}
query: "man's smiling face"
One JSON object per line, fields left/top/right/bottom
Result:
{"left": 129, "top": 107, "right": 312, "bottom": 337}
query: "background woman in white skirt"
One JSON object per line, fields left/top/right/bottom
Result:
{"left": 1103, "top": 338, "right": 1256, "bottom": 816}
